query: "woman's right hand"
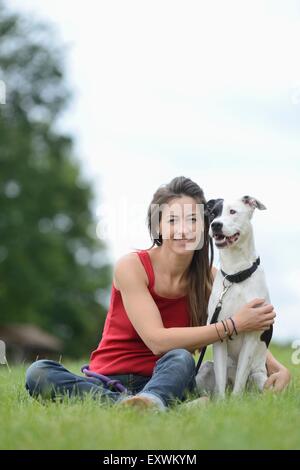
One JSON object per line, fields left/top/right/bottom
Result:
{"left": 232, "top": 298, "right": 276, "bottom": 333}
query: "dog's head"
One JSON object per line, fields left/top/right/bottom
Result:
{"left": 205, "top": 196, "right": 266, "bottom": 249}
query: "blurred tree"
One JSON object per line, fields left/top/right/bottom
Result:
{"left": 0, "top": 1, "right": 112, "bottom": 358}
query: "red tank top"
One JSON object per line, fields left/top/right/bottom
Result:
{"left": 89, "top": 249, "right": 190, "bottom": 376}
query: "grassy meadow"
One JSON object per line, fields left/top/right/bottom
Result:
{"left": 0, "top": 344, "right": 299, "bottom": 450}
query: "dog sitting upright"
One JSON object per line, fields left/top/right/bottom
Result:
{"left": 196, "top": 195, "right": 273, "bottom": 397}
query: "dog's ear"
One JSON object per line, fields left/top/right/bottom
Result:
{"left": 242, "top": 195, "right": 267, "bottom": 210}
{"left": 205, "top": 198, "right": 223, "bottom": 221}
{"left": 205, "top": 199, "right": 216, "bottom": 215}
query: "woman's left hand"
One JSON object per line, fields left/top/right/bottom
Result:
{"left": 264, "top": 366, "right": 291, "bottom": 392}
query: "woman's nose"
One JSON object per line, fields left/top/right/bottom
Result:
{"left": 174, "top": 229, "right": 193, "bottom": 239}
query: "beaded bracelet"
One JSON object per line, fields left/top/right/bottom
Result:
{"left": 221, "top": 320, "right": 228, "bottom": 336}
{"left": 214, "top": 323, "right": 224, "bottom": 342}
{"left": 224, "top": 318, "right": 233, "bottom": 340}
{"left": 229, "top": 317, "right": 238, "bottom": 336}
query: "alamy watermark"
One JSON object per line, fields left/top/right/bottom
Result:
{"left": 0, "top": 80, "right": 6, "bottom": 105}
{"left": 291, "top": 339, "right": 300, "bottom": 365}
{"left": 0, "top": 340, "right": 10, "bottom": 371}
{"left": 149, "top": 202, "right": 205, "bottom": 250}
{"left": 96, "top": 200, "right": 205, "bottom": 251}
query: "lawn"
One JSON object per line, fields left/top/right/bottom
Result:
{"left": 0, "top": 344, "right": 299, "bottom": 450}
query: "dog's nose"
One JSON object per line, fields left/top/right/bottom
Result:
{"left": 211, "top": 221, "right": 223, "bottom": 232}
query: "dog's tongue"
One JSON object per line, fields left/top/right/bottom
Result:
{"left": 227, "top": 233, "right": 239, "bottom": 243}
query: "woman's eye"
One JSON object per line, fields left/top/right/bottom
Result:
{"left": 230, "top": 209, "right": 237, "bottom": 215}
{"left": 168, "top": 218, "right": 197, "bottom": 222}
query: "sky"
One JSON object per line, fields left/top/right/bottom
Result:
{"left": 8, "top": 0, "right": 300, "bottom": 343}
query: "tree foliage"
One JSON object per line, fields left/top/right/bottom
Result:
{"left": 0, "top": 1, "right": 111, "bottom": 358}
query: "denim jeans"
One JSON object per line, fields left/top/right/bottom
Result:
{"left": 25, "top": 348, "right": 197, "bottom": 410}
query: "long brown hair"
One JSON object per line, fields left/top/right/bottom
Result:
{"left": 145, "top": 176, "right": 214, "bottom": 327}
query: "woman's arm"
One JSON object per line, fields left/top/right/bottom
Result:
{"left": 115, "top": 256, "right": 228, "bottom": 354}
{"left": 266, "top": 349, "right": 285, "bottom": 374}
{"left": 264, "top": 350, "right": 291, "bottom": 391}
{"left": 115, "top": 256, "right": 275, "bottom": 356}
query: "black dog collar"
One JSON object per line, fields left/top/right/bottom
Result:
{"left": 221, "top": 257, "right": 260, "bottom": 283}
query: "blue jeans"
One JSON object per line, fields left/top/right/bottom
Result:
{"left": 25, "top": 349, "right": 197, "bottom": 410}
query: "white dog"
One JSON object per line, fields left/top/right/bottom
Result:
{"left": 196, "top": 195, "right": 273, "bottom": 397}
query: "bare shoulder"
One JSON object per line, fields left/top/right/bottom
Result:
{"left": 211, "top": 266, "right": 218, "bottom": 280}
{"left": 113, "top": 252, "right": 148, "bottom": 290}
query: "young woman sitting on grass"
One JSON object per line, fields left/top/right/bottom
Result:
{"left": 25, "top": 176, "right": 291, "bottom": 411}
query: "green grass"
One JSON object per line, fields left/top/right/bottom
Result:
{"left": 0, "top": 344, "right": 299, "bottom": 450}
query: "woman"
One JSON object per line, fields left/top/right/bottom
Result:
{"left": 25, "top": 176, "right": 290, "bottom": 411}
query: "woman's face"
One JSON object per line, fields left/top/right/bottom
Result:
{"left": 159, "top": 196, "right": 204, "bottom": 253}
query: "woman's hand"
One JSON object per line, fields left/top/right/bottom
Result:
{"left": 264, "top": 350, "right": 292, "bottom": 392}
{"left": 232, "top": 298, "right": 276, "bottom": 333}
{"left": 264, "top": 366, "right": 291, "bottom": 392}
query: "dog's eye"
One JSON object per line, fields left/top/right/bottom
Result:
{"left": 230, "top": 209, "right": 237, "bottom": 215}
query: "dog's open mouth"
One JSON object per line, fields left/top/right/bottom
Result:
{"left": 213, "top": 232, "right": 240, "bottom": 248}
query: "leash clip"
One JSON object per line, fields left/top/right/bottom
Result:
{"left": 217, "top": 277, "right": 232, "bottom": 306}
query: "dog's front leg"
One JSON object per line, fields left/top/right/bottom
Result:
{"left": 213, "top": 341, "right": 228, "bottom": 398}
{"left": 248, "top": 369, "right": 268, "bottom": 392}
{"left": 247, "top": 341, "right": 268, "bottom": 392}
{"left": 233, "top": 334, "right": 258, "bottom": 395}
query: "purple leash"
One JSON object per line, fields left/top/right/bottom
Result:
{"left": 81, "top": 364, "right": 128, "bottom": 394}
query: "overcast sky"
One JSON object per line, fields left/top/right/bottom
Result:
{"left": 8, "top": 0, "right": 300, "bottom": 343}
